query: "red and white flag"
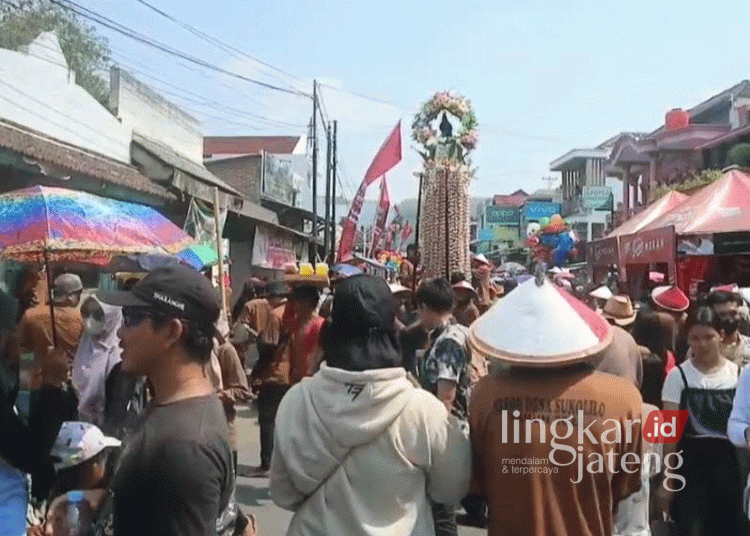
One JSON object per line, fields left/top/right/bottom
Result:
{"left": 369, "top": 176, "right": 390, "bottom": 258}
{"left": 337, "top": 122, "right": 401, "bottom": 261}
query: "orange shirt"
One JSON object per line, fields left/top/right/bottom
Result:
{"left": 469, "top": 367, "right": 643, "bottom": 536}
{"left": 19, "top": 304, "right": 82, "bottom": 360}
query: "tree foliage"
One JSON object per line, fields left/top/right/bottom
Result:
{"left": 728, "top": 143, "right": 750, "bottom": 168}
{"left": 0, "top": 0, "right": 111, "bottom": 104}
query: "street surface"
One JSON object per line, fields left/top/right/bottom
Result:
{"left": 234, "top": 403, "right": 484, "bottom": 536}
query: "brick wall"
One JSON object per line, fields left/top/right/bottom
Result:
{"left": 206, "top": 156, "right": 262, "bottom": 204}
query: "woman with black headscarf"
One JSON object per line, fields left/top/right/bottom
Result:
{"left": 269, "top": 274, "right": 470, "bottom": 536}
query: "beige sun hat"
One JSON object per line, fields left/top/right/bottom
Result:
{"left": 601, "top": 295, "right": 637, "bottom": 326}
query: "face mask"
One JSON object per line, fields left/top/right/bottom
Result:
{"left": 83, "top": 317, "right": 106, "bottom": 336}
{"left": 719, "top": 318, "right": 740, "bottom": 335}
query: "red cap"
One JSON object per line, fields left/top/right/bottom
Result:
{"left": 711, "top": 284, "right": 739, "bottom": 293}
{"left": 651, "top": 285, "right": 689, "bottom": 312}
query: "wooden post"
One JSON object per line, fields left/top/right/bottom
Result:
{"left": 213, "top": 187, "right": 228, "bottom": 319}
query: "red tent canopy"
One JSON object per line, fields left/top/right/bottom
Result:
{"left": 607, "top": 190, "right": 688, "bottom": 238}
{"left": 642, "top": 168, "right": 750, "bottom": 234}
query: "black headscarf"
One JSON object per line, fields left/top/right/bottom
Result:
{"left": 322, "top": 274, "right": 402, "bottom": 372}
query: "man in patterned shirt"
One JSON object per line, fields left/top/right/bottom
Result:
{"left": 415, "top": 277, "right": 484, "bottom": 534}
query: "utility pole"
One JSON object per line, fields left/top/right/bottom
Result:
{"left": 331, "top": 120, "right": 338, "bottom": 261}
{"left": 324, "top": 122, "right": 332, "bottom": 262}
{"left": 310, "top": 80, "right": 318, "bottom": 264}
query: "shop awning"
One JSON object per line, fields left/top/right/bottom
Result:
{"left": 606, "top": 190, "right": 688, "bottom": 238}
{"left": 642, "top": 168, "right": 750, "bottom": 235}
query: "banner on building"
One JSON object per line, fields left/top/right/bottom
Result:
{"left": 262, "top": 153, "right": 298, "bottom": 206}
{"left": 338, "top": 122, "right": 402, "bottom": 261}
{"left": 369, "top": 177, "right": 391, "bottom": 257}
{"left": 183, "top": 197, "right": 228, "bottom": 258}
{"left": 252, "top": 224, "right": 296, "bottom": 269}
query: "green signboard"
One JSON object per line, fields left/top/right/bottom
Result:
{"left": 486, "top": 206, "right": 520, "bottom": 225}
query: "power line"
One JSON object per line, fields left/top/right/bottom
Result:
{"left": 9, "top": 37, "right": 303, "bottom": 132}
{"left": 47, "top": 0, "right": 311, "bottom": 98}
{"left": 319, "top": 82, "right": 403, "bottom": 109}
{"left": 133, "top": 0, "right": 304, "bottom": 90}
{"left": 109, "top": 57, "right": 306, "bottom": 129}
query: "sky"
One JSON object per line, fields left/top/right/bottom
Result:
{"left": 83, "top": 0, "right": 750, "bottom": 203}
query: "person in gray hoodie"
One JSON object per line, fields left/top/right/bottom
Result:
{"left": 270, "top": 274, "right": 471, "bottom": 536}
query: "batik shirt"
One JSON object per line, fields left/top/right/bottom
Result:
{"left": 420, "top": 318, "right": 473, "bottom": 422}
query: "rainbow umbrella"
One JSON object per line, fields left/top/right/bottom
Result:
{"left": 0, "top": 185, "right": 194, "bottom": 264}
{"left": 0, "top": 185, "right": 194, "bottom": 344}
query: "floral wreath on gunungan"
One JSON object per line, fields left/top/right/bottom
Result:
{"left": 411, "top": 91, "right": 478, "bottom": 163}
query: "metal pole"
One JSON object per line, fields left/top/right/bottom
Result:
{"left": 414, "top": 172, "right": 423, "bottom": 246}
{"left": 43, "top": 251, "right": 57, "bottom": 347}
{"left": 213, "top": 187, "right": 228, "bottom": 320}
{"left": 331, "top": 121, "right": 337, "bottom": 260}
{"left": 324, "top": 123, "right": 331, "bottom": 263}
{"left": 310, "top": 80, "right": 318, "bottom": 265}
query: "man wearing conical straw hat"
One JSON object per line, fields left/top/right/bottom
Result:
{"left": 468, "top": 266, "right": 644, "bottom": 536}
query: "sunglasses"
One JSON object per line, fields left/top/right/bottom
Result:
{"left": 122, "top": 307, "right": 159, "bottom": 328}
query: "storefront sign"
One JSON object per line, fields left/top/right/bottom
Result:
{"left": 587, "top": 237, "right": 619, "bottom": 266}
{"left": 523, "top": 201, "right": 561, "bottom": 221}
{"left": 620, "top": 226, "right": 675, "bottom": 265}
{"left": 252, "top": 224, "right": 296, "bottom": 269}
{"left": 582, "top": 186, "right": 613, "bottom": 210}
{"left": 263, "top": 153, "right": 297, "bottom": 206}
{"left": 486, "top": 206, "right": 520, "bottom": 225}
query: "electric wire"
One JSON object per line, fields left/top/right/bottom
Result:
{"left": 47, "top": 0, "right": 311, "bottom": 98}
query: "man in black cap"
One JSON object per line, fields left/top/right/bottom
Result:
{"left": 98, "top": 264, "right": 233, "bottom": 536}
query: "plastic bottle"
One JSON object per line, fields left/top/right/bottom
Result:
{"left": 55, "top": 491, "right": 94, "bottom": 536}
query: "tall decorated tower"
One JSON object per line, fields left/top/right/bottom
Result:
{"left": 412, "top": 91, "right": 478, "bottom": 279}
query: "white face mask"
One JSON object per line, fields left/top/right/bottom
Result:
{"left": 83, "top": 317, "right": 106, "bottom": 336}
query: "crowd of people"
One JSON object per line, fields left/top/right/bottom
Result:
{"left": 4, "top": 250, "right": 750, "bottom": 536}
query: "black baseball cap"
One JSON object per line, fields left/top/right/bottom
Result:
{"left": 98, "top": 264, "right": 221, "bottom": 324}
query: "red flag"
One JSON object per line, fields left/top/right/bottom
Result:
{"left": 337, "top": 122, "right": 402, "bottom": 261}
{"left": 401, "top": 220, "right": 413, "bottom": 242}
{"left": 369, "top": 176, "right": 390, "bottom": 258}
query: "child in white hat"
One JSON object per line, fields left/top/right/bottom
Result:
{"left": 28, "top": 421, "right": 120, "bottom": 536}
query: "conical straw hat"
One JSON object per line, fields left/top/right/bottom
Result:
{"left": 469, "top": 276, "right": 612, "bottom": 367}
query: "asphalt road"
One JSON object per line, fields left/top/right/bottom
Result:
{"left": 234, "top": 403, "right": 485, "bottom": 535}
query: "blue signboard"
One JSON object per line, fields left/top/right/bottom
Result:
{"left": 478, "top": 228, "right": 495, "bottom": 241}
{"left": 486, "top": 206, "right": 520, "bottom": 225}
{"left": 523, "top": 201, "right": 561, "bottom": 221}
